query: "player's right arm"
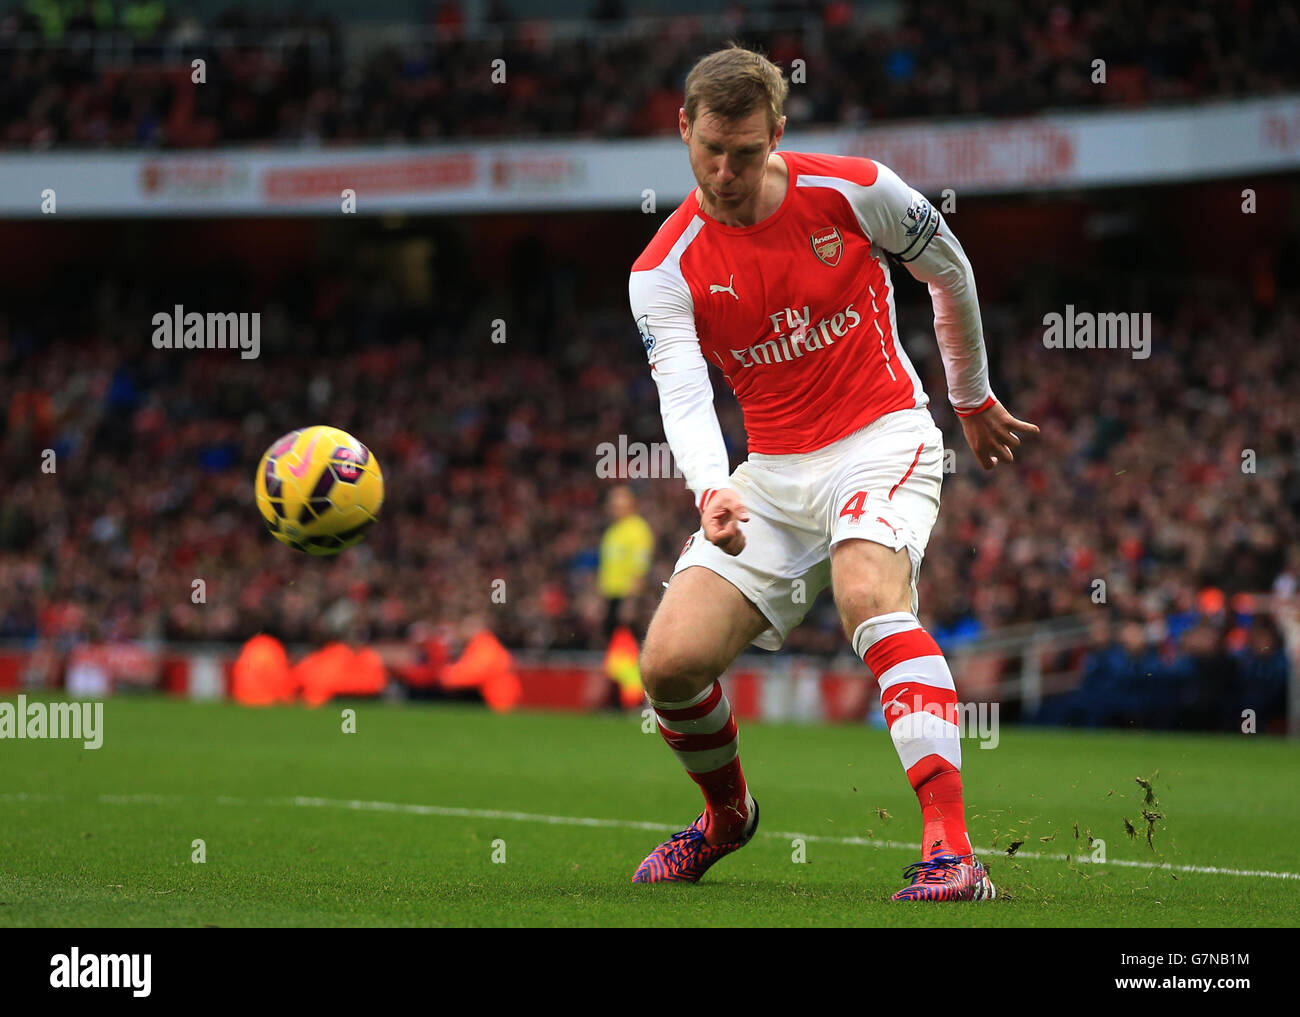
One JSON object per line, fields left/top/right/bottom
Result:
{"left": 629, "top": 265, "right": 748, "bottom": 555}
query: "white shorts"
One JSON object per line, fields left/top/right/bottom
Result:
{"left": 671, "top": 408, "right": 945, "bottom": 650}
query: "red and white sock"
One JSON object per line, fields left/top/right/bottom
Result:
{"left": 854, "top": 611, "right": 973, "bottom": 861}
{"left": 650, "top": 680, "right": 755, "bottom": 846}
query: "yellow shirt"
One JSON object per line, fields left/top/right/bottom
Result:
{"left": 598, "top": 515, "right": 655, "bottom": 597}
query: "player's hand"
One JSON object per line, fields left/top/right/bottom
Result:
{"left": 701, "top": 488, "right": 749, "bottom": 556}
{"left": 959, "top": 400, "right": 1040, "bottom": 470}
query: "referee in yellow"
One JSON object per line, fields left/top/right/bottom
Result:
{"left": 598, "top": 485, "right": 655, "bottom": 638}
{"left": 599, "top": 486, "right": 655, "bottom": 709}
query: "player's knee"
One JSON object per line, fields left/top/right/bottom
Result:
{"left": 639, "top": 640, "right": 726, "bottom": 703}
{"left": 836, "top": 585, "right": 912, "bottom": 638}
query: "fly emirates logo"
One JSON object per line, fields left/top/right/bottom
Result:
{"left": 730, "top": 303, "right": 862, "bottom": 369}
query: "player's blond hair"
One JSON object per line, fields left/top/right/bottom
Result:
{"left": 683, "top": 44, "right": 788, "bottom": 136}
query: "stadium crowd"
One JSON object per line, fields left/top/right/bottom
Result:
{"left": 1, "top": 259, "right": 1296, "bottom": 731}
{"left": 3, "top": 0, "right": 1299, "bottom": 148}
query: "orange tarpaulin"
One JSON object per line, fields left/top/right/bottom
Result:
{"left": 232, "top": 632, "right": 524, "bottom": 709}
{"left": 352, "top": 647, "right": 387, "bottom": 697}
{"left": 442, "top": 630, "right": 522, "bottom": 712}
{"left": 296, "top": 642, "right": 387, "bottom": 707}
{"left": 231, "top": 634, "right": 294, "bottom": 705}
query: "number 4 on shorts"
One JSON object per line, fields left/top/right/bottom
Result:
{"left": 839, "top": 490, "right": 869, "bottom": 523}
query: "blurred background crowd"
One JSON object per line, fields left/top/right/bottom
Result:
{"left": 3, "top": 0, "right": 1300, "bottom": 148}
{"left": 1, "top": 239, "right": 1295, "bottom": 730}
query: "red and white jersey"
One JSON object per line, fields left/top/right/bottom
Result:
{"left": 629, "top": 151, "right": 994, "bottom": 508}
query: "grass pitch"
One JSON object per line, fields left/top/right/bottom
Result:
{"left": 1, "top": 696, "right": 1297, "bottom": 927}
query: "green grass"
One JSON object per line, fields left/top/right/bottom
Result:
{"left": 1, "top": 696, "right": 1297, "bottom": 926}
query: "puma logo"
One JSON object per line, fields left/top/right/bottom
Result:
{"left": 709, "top": 274, "right": 739, "bottom": 300}
{"left": 881, "top": 690, "right": 909, "bottom": 719}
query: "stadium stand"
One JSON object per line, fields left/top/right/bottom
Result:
{"left": 3, "top": 0, "right": 1299, "bottom": 148}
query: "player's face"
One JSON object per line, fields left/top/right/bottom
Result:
{"left": 680, "top": 106, "right": 782, "bottom": 211}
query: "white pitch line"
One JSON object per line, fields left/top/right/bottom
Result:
{"left": 765, "top": 828, "right": 1300, "bottom": 880}
{"left": 284, "top": 795, "right": 681, "bottom": 834}
{"left": 4, "top": 791, "right": 1296, "bottom": 881}
{"left": 0, "top": 791, "right": 65, "bottom": 803}
{"left": 98, "top": 793, "right": 184, "bottom": 806}
{"left": 282, "top": 795, "right": 1300, "bottom": 881}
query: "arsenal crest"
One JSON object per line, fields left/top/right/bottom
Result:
{"left": 811, "top": 226, "right": 843, "bottom": 267}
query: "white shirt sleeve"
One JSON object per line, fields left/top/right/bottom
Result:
{"left": 850, "top": 162, "right": 995, "bottom": 415}
{"left": 629, "top": 264, "right": 733, "bottom": 509}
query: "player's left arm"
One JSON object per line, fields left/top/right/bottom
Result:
{"left": 857, "top": 162, "right": 1039, "bottom": 470}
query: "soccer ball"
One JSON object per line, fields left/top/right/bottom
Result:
{"left": 254, "top": 426, "right": 384, "bottom": 555}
